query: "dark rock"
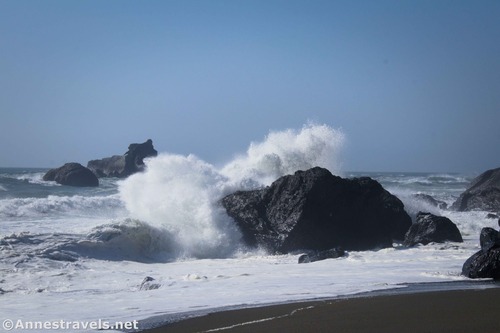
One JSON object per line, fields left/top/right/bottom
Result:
{"left": 298, "top": 254, "right": 311, "bottom": 263}
{"left": 87, "top": 139, "right": 158, "bottom": 178}
{"left": 43, "top": 163, "right": 99, "bottom": 187}
{"left": 403, "top": 212, "right": 463, "bottom": 247}
{"left": 88, "top": 155, "right": 125, "bottom": 178}
{"left": 298, "top": 247, "right": 346, "bottom": 264}
{"left": 413, "top": 193, "right": 448, "bottom": 210}
{"left": 486, "top": 213, "right": 498, "bottom": 219}
{"left": 462, "top": 226, "right": 500, "bottom": 279}
{"left": 221, "top": 167, "right": 412, "bottom": 253}
{"left": 479, "top": 227, "right": 500, "bottom": 252}
{"left": 462, "top": 248, "right": 500, "bottom": 279}
{"left": 452, "top": 167, "right": 500, "bottom": 212}
{"left": 139, "top": 276, "right": 161, "bottom": 291}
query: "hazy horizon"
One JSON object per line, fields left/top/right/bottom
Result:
{"left": 1, "top": 0, "right": 499, "bottom": 173}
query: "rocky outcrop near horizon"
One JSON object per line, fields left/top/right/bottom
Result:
{"left": 43, "top": 163, "right": 99, "bottom": 187}
{"left": 87, "top": 139, "right": 158, "bottom": 178}
{"left": 221, "top": 167, "right": 412, "bottom": 254}
{"left": 452, "top": 167, "right": 500, "bottom": 212}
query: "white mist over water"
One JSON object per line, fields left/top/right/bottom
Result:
{"left": 119, "top": 123, "right": 345, "bottom": 259}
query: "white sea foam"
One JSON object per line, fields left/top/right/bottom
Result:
{"left": 0, "top": 194, "right": 124, "bottom": 219}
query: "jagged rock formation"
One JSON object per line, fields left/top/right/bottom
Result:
{"left": 87, "top": 139, "right": 158, "bottom": 178}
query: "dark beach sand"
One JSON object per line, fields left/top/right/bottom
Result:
{"left": 139, "top": 284, "right": 500, "bottom": 333}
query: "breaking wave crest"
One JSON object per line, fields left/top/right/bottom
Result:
{"left": 0, "top": 219, "right": 178, "bottom": 264}
{"left": 0, "top": 194, "right": 123, "bottom": 219}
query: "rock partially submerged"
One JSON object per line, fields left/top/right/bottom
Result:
{"left": 87, "top": 139, "right": 158, "bottom": 178}
{"left": 413, "top": 193, "right": 448, "bottom": 210}
{"left": 298, "top": 247, "right": 346, "bottom": 264}
{"left": 452, "top": 167, "right": 500, "bottom": 212}
{"left": 462, "top": 227, "right": 500, "bottom": 279}
{"left": 403, "top": 212, "right": 463, "bottom": 247}
{"left": 43, "top": 163, "right": 99, "bottom": 187}
{"left": 139, "top": 276, "right": 161, "bottom": 291}
{"left": 221, "top": 167, "right": 412, "bottom": 253}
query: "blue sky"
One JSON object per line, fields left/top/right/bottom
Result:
{"left": 1, "top": 0, "right": 499, "bottom": 173}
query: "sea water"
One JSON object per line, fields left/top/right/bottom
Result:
{"left": 0, "top": 124, "right": 497, "bottom": 332}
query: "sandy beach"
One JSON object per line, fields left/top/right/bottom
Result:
{"left": 139, "top": 285, "right": 500, "bottom": 333}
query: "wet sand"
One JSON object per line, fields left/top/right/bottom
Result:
{"left": 139, "top": 286, "right": 500, "bottom": 333}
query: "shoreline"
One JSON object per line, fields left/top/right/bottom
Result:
{"left": 133, "top": 280, "right": 500, "bottom": 332}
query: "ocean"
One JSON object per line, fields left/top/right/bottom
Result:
{"left": 0, "top": 125, "right": 497, "bottom": 332}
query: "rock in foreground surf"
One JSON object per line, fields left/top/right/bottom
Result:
{"left": 462, "top": 227, "right": 500, "bottom": 280}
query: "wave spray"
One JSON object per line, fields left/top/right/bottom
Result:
{"left": 119, "top": 123, "right": 345, "bottom": 259}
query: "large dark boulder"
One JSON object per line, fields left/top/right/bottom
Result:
{"left": 451, "top": 167, "right": 500, "bottom": 212}
{"left": 403, "top": 212, "right": 463, "bottom": 247}
{"left": 43, "top": 163, "right": 99, "bottom": 187}
{"left": 221, "top": 167, "right": 412, "bottom": 253}
{"left": 462, "top": 228, "right": 500, "bottom": 280}
{"left": 87, "top": 139, "right": 158, "bottom": 178}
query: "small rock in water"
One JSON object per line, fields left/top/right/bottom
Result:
{"left": 140, "top": 276, "right": 161, "bottom": 291}
{"left": 486, "top": 213, "right": 499, "bottom": 219}
{"left": 413, "top": 193, "right": 448, "bottom": 210}
{"left": 298, "top": 247, "right": 346, "bottom": 264}
{"left": 298, "top": 254, "right": 311, "bottom": 264}
{"left": 403, "top": 212, "right": 463, "bottom": 247}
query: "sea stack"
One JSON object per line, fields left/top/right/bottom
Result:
{"left": 87, "top": 139, "right": 158, "bottom": 178}
{"left": 43, "top": 163, "right": 99, "bottom": 187}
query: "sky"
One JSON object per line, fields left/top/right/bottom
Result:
{"left": 1, "top": 0, "right": 499, "bottom": 173}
